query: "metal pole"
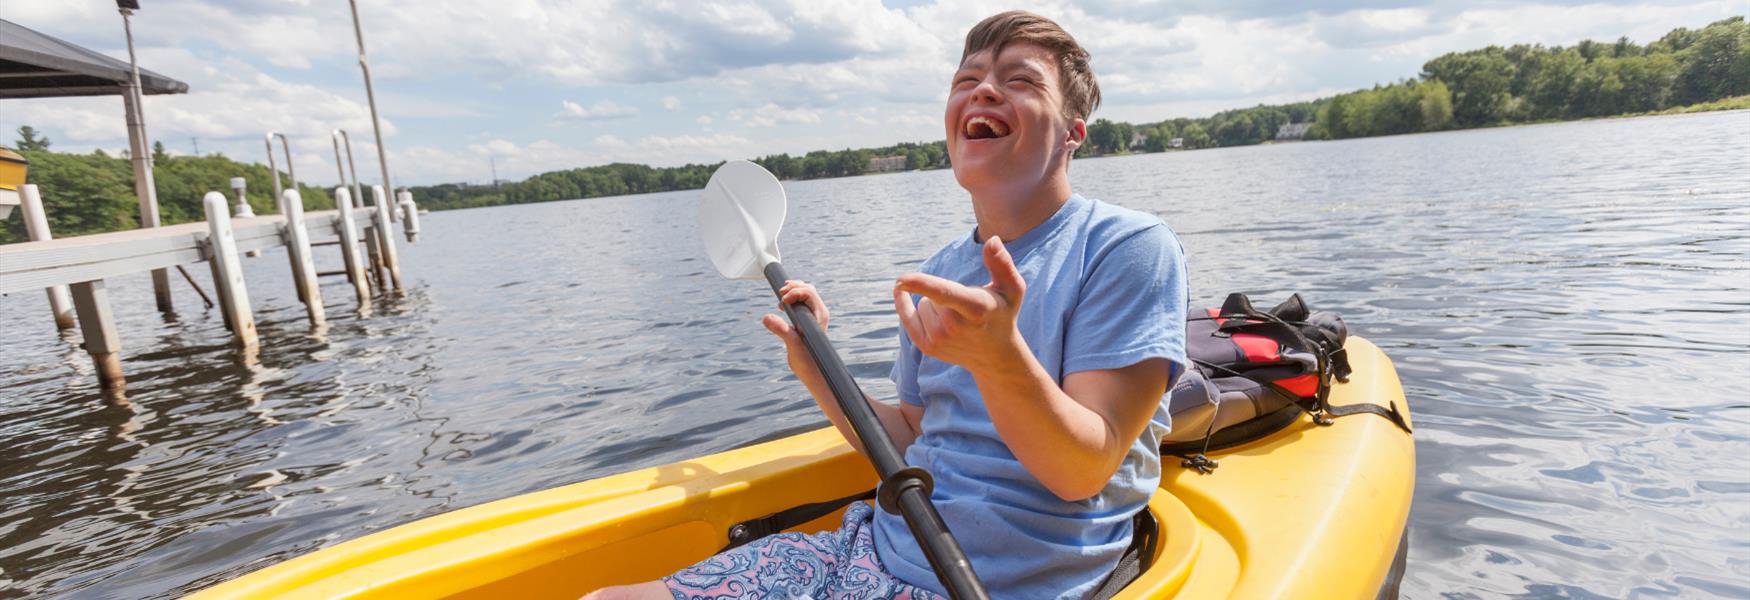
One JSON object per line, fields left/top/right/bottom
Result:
{"left": 348, "top": 0, "right": 396, "bottom": 222}
{"left": 120, "top": 6, "right": 172, "bottom": 313}
{"left": 265, "top": 132, "right": 296, "bottom": 212}
{"left": 333, "top": 130, "right": 364, "bottom": 208}
{"left": 277, "top": 133, "right": 297, "bottom": 191}
{"left": 265, "top": 133, "right": 282, "bottom": 202}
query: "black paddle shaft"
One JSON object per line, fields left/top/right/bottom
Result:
{"left": 763, "top": 262, "right": 990, "bottom": 600}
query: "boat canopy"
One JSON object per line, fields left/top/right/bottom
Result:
{"left": 0, "top": 18, "right": 188, "bottom": 99}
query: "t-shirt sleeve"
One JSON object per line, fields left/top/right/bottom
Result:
{"left": 1062, "top": 224, "right": 1189, "bottom": 379}
{"left": 891, "top": 298, "right": 926, "bottom": 406}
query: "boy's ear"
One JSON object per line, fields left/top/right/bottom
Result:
{"left": 1064, "top": 117, "right": 1087, "bottom": 154}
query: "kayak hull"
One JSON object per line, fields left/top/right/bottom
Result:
{"left": 191, "top": 336, "right": 1413, "bottom": 599}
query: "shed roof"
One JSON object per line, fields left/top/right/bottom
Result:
{"left": 0, "top": 18, "right": 189, "bottom": 99}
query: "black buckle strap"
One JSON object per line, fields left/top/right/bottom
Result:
{"left": 1325, "top": 400, "right": 1413, "bottom": 434}
{"left": 1087, "top": 507, "right": 1159, "bottom": 600}
{"left": 722, "top": 488, "right": 877, "bottom": 551}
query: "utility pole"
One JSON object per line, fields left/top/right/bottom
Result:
{"left": 118, "top": 0, "right": 173, "bottom": 313}
{"left": 191, "top": 137, "right": 199, "bottom": 155}
{"left": 490, "top": 155, "right": 498, "bottom": 187}
{"left": 347, "top": 0, "right": 395, "bottom": 222}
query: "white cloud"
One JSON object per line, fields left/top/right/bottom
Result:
{"left": 4, "top": 0, "right": 1742, "bottom": 186}
{"left": 556, "top": 100, "right": 640, "bottom": 121}
{"left": 730, "top": 103, "right": 822, "bottom": 127}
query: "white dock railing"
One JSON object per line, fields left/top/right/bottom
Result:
{"left": 1, "top": 184, "right": 418, "bottom": 389}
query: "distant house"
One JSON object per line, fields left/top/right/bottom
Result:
{"left": 1275, "top": 122, "right": 1311, "bottom": 140}
{"left": 1129, "top": 131, "right": 1148, "bottom": 151}
{"left": 1169, "top": 137, "right": 1184, "bottom": 149}
{"left": 867, "top": 155, "right": 907, "bottom": 173}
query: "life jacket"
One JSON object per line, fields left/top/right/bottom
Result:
{"left": 1161, "top": 293, "right": 1411, "bottom": 473}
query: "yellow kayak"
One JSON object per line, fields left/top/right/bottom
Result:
{"left": 190, "top": 335, "right": 1414, "bottom": 599}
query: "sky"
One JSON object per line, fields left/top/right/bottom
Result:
{"left": 1, "top": 0, "right": 1742, "bottom": 187}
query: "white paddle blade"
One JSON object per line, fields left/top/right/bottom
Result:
{"left": 700, "top": 160, "right": 786, "bottom": 280}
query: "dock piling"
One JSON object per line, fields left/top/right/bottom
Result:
{"left": 371, "top": 185, "right": 402, "bottom": 291}
{"left": 203, "top": 192, "right": 257, "bottom": 349}
{"left": 333, "top": 187, "right": 371, "bottom": 309}
{"left": 20, "top": 185, "right": 75, "bottom": 330}
{"left": 397, "top": 189, "right": 420, "bottom": 243}
{"left": 69, "top": 280, "right": 124, "bottom": 388}
{"left": 281, "top": 190, "right": 325, "bottom": 326}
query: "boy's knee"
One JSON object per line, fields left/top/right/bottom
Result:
{"left": 581, "top": 581, "right": 671, "bottom": 600}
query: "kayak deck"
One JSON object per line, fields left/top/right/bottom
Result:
{"left": 190, "top": 336, "right": 1413, "bottom": 599}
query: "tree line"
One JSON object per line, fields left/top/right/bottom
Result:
{"left": 5, "top": 17, "right": 1745, "bottom": 236}
{"left": 1080, "top": 16, "right": 1747, "bottom": 152}
{"left": 411, "top": 140, "right": 950, "bottom": 211}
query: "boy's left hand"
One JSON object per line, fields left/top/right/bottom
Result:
{"left": 894, "top": 236, "right": 1028, "bottom": 375}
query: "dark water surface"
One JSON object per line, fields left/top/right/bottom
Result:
{"left": 3, "top": 111, "right": 1747, "bottom": 599}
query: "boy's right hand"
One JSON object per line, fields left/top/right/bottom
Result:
{"left": 762, "top": 280, "right": 830, "bottom": 385}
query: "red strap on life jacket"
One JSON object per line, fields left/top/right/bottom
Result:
{"left": 1207, "top": 308, "right": 1286, "bottom": 363}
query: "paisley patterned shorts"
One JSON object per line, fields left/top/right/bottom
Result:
{"left": 662, "top": 501, "right": 939, "bottom": 600}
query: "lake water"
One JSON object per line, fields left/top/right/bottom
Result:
{"left": 2, "top": 111, "right": 1747, "bottom": 599}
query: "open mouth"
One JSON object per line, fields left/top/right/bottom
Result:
{"left": 964, "top": 115, "right": 1011, "bottom": 140}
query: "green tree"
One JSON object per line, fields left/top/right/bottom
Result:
{"left": 1673, "top": 17, "right": 1750, "bottom": 105}
{"left": 1142, "top": 123, "right": 1174, "bottom": 152}
{"left": 1086, "top": 118, "right": 1121, "bottom": 154}
{"left": 15, "top": 126, "right": 50, "bottom": 151}
{"left": 1418, "top": 79, "right": 1455, "bottom": 130}
{"left": 152, "top": 140, "right": 169, "bottom": 163}
{"left": 1424, "top": 48, "right": 1516, "bottom": 126}
{"left": 1179, "top": 123, "right": 1212, "bottom": 149}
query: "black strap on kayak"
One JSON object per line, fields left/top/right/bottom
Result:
{"left": 1088, "top": 507, "right": 1159, "bottom": 600}
{"left": 721, "top": 488, "right": 877, "bottom": 552}
{"left": 1326, "top": 400, "right": 1412, "bottom": 433}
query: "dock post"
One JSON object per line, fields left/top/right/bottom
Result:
{"left": 207, "top": 249, "right": 235, "bottom": 331}
{"left": 397, "top": 189, "right": 420, "bottom": 243}
{"left": 364, "top": 223, "right": 386, "bottom": 291}
{"left": 69, "top": 280, "right": 124, "bottom": 388}
{"left": 371, "top": 185, "right": 402, "bottom": 291}
{"left": 204, "top": 192, "right": 258, "bottom": 349}
{"left": 19, "top": 185, "right": 75, "bottom": 330}
{"left": 334, "top": 187, "right": 371, "bottom": 309}
{"left": 277, "top": 192, "right": 310, "bottom": 304}
{"left": 281, "top": 190, "right": 325, "bottom": 326}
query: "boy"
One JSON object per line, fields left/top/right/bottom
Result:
{"left": 590, "top": 10, "right": 1186, "bottom": 599}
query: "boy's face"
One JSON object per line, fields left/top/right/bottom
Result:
{"left": 945, "top": 42, "right": 1084, "bottom": 198}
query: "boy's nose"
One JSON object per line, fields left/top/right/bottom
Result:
{"left": 971, "top": 79, "right": 1002, "bottom": 104}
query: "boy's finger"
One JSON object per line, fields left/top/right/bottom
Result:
{"left": 893, "top": 287, "right": 930, "bottom": 349}
{"left": 779, "top": 289, "right": 828, "bottom": 329}
{"left": 762, "top": 313, "right": 797, "bottom": 341}
{"left": 982, "top": 236, "right": 1025, "bottom": 300}
{"left": 895, "top": 272, "right": 992, "bottom": 317}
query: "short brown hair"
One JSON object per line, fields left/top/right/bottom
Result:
{"left": 959, "top": 11, "right": 1101, "bottom": 123}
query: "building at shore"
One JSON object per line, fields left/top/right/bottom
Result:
{"left": 867, "top": 155, "right": 907, "bottom": 173}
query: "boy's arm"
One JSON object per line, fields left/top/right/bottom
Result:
{"left": 970, "top": 345, "right": 1170, "bottom": 502}
{"left": 895, "top": 234, "right": 1179, "bottom": 502}
{"left": 764, "top": 281, "right": 926, "bottom": 457}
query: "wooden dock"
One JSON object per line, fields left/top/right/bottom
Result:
{"left": 1, "top": 184, "right": 419, "bottom": 389}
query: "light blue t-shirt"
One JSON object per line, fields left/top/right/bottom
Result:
{"left": 875, "top": 193, "right": 1189, "bottom": 599}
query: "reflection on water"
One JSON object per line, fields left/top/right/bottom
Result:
{"left": 2, "top": 111, "right": 1747, "bottom": 598}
